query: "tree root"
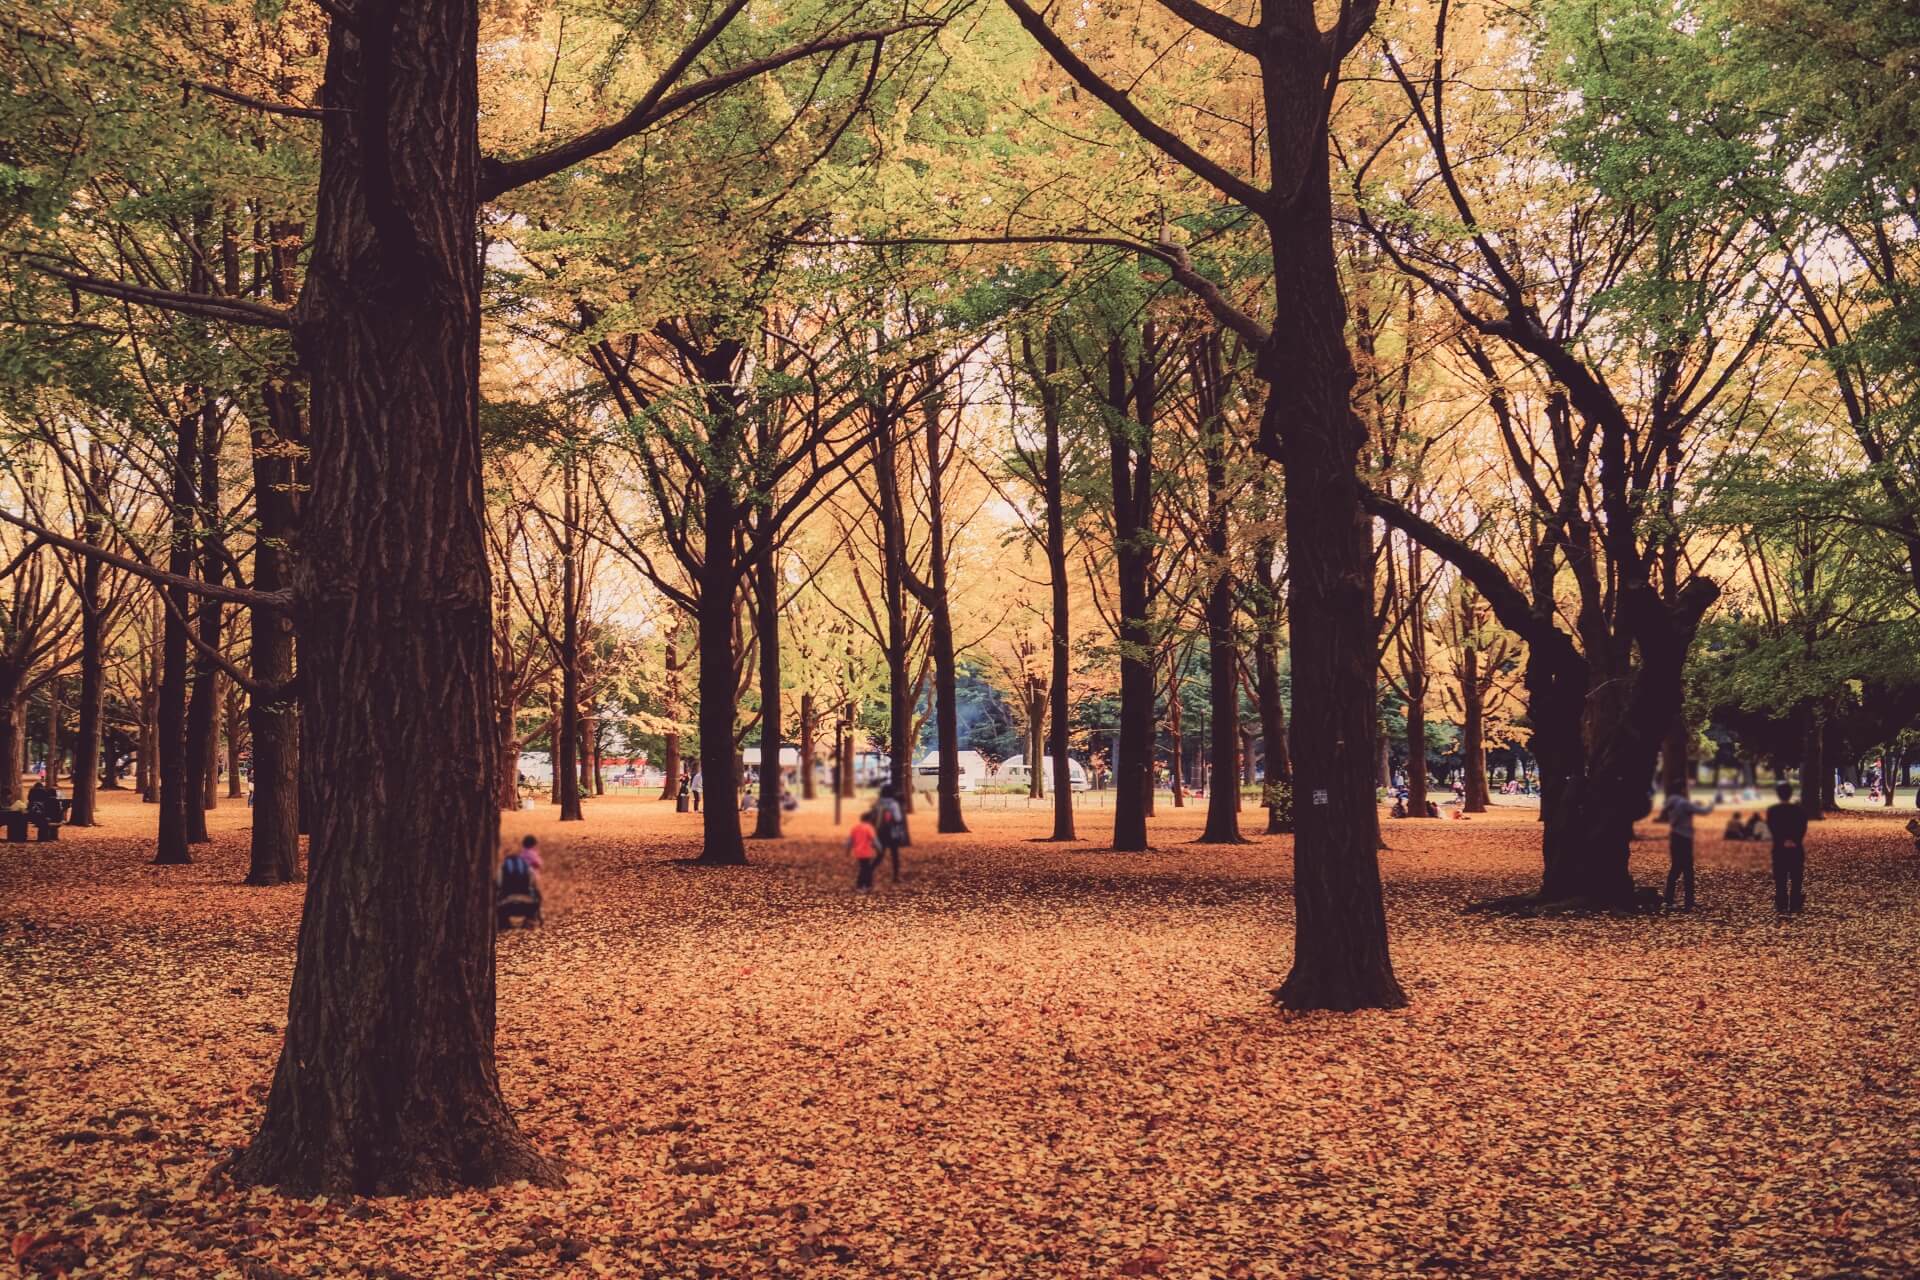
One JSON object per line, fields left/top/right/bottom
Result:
{"left": 1465, "top": 887, "right": 1665, "bottom": 917}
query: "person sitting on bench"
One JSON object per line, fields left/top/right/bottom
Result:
{"left": 496, "top": 836, "right": 543, "bottom": 929}
{"left": 25, "top": 776, "right": 64, "bottom": 841}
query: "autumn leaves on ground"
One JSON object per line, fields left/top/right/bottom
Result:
{"left": 4, "top": 795, "right": 1919, "bottom": 1279}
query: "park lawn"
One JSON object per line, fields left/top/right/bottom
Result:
{"left": 3, "top": 791, "right": 1918, "bottom": 1278}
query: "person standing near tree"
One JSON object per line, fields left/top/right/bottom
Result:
{"left": 1661, "top": 784, "right": 1714, "bottom": 911}
{"left": 875, "top": 784, "right": 905, "bottom": 883}
{"left": 689, "top": 768, "right": 703, "bottom": 812}
{"left": 1764, "top": 782, "right": 1811, "bottom": 913}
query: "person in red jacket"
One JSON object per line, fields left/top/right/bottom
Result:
{"left": 848, "top": 810, "right": 880, "bottom": 893}
{"left": 1764, "top": 781, "right": 1811, "bottom": 913}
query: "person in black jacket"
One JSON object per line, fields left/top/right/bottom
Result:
{"left": 1764, "top": 782, "right": 1811, "bottom": 913}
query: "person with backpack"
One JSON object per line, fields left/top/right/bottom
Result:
{"left": 849, "top": 808, "right": 881, "bottom": 893}
{"left": 875, "top": 784, "right": 906, "bottom": 882}
{"left": 496, "top": 835, "right": 543, "bottom": 929}
{"left": 1764, "top": 782, "right": 1811, "bottom": 913}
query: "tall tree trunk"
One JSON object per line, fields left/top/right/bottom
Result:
{"left": 1262, "top": 197, "right": 1404, "bottom": 1008}
{"left": 1043, "top": 385, "right": 1075, "bottom": 841}
{"left": 1460, "top": 642, "right": 1488, "bottom": 813}
{"left": 659, "top": 638, "right": 682, "bottom": 801}
{"left": 226, "top": 684, "right": 246, "bottom": 797}
{"left": 154, "top": 407, "right": 196, "bottom": 865}
{"left": 45, "top": 678, "right": 63, "bottom": 785}
{"left": 1197, "top": 351, "right": 1242, "bottom": 843}
{"left": 245, "top": 364, "right": 303, "bottom": 885}
{"left": 0, "top": 674, "right": 22, "bottom": 807}
{"left": 695, "top": 417, "right": 747, "bottom": 865}
{"left": 1109, "top": 335, "right": 1156, "bottom": 850}
{"left": 1401, "top": 537, "right": 1432, "bottom": 817}
{"left": 184, "top": 402, "right": 222, "bottom": 841}
{"left": 753, "top": 539, "right": 782, "bottom": 838}
{"left": 1167, "top": 648, "right": 1185, "bottom": 808}
{"left": 799, "top": 691, "right": 815, "bottom": 800}
{"left": 915, "top": 389, "right": 967, "bottom": 833}
{"left": 1802, "top": 707, "right": 1826, "bottom": 822}
{"left": 233, "top": 1, "right": 560, "bottom": 1193}
{"left": 1253, "top": 529, "right": 1293, "bottom": 834}
{"left": 555, "top": 460, "right": 583, "bottom": 822}
{"left": 875, "top": 423, "right": 916, "bottom": 817}
{"left": 71, "top": 457, "right": 104, "bottom": 821}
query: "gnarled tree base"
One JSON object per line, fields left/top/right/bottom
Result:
{"left": 234, "top": 1107, "right": 564, "bottom": 1197}
{"left": 1272, "top": 965, "right": 1408, "bottom": 1013}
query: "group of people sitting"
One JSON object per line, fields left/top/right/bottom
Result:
{"left": 1388, "top": 797, "right": 1443, "bottom": 819}
{"left": 1721, "top": 811, "right": 1773, "bottom": 842}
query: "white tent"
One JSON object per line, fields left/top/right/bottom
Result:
{"left": 740, "top": 745, "right": 801, "bottom": 769}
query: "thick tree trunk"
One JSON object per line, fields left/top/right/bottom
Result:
{"left": 1802, "top": 709, "right": 1826, "bottom": 822}
{"left": 1261, "top": 194, "right": 1404, "bottom": 1010}
{"left": 753, "top": 541, "right": 782, "bottom": 838}
{"left": 233, "top": 1, "right": 559, "bottom": 1193}
{"left": 875, "top": 426, "right": 917, "bottom": 818}
{"left": 155, "top": 408, "right": 196, "bottom": 865}
{"left": 695, "top": 440, "right": 747, "bottom": 865}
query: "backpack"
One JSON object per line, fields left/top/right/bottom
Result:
{"left": 500, "top": 853, "right": 532, "bottom": 896}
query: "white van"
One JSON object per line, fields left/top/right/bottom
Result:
{"left": 913, "top": 749, "right": 989, "bottom": 795}
{"left": 999, "top": 754, "right": 1089, "bottom": 792}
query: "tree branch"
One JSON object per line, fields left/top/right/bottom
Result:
{"left": 21, "top": 257, "right": 294, "bottom": 329}
{"left": 480, "top": 17, "right": 934, "bottom": 199}
{"left": 1002, "top": 0, "right": 1272, "bottom": 214}
{"left": 0, "top": 508, "right": 292, "bottom": 610}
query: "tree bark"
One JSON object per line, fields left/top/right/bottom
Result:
{"left": 1108, "top": 334, "right": 1156, "bottom": 851}
{"left": 71, "top": 453, "right": 104, "bottom": 822}
{"left": 245, "top": 370, "right": 303, "bottom": 885}
{"left": 184, "top": 402, "right": 222, "bottom": 841}
{"left": 799, "top": 691, "right": 815, "bottom": 801}
{"left": 1197, "top": 343, "right": 1242, "bottom": 843}
{"left": 694, "top": 359, "right": 748, "bottom": 865}
{"left": 659, "top": 639, "right": 681, "bottom": 801}
{"left": 1460, "top": 641, "right": 1488, "bottom": 813}
{"left": 233, "top": 0, "right": 560, "bottom": 1192}
{"left": 1042, "top": 361, "right": 1076, "bottom": 841}
{"left": 1263, "top": 194, "right": 1404, "bottom": 1007}
{"left": 554, "top": 461, "right": 583, "bottom": 822}
{"left": 154, "top": 407, "right": 195, "bottom": 865}
{"left": 910, "top": 386, "right": 967, "bottom": 833}
{"left": 752, "top": 538, "right": 782, "bottom": 838}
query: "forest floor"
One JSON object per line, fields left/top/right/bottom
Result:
{"left": 3, "top": 790, "right": 1919, "bottom": 1279}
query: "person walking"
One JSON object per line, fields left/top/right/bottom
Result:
{"left": 1661, "top": 783, "right": 1714, "bottom": 911}
{"left": 848, "top": 808, "right": 880, "bottom": 893}
{"left": 1764, "top": 781, "right": 1811, "bottom": 913}
{"left": 875, "top": 784, "right": 906, "bottom": 882}
{"left": 689, "top": 768, "right": 703, "bottom": 812}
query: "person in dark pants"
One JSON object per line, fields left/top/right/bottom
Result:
{"left": 1764, "top": 781, "right": 1811, "bottom": 913}
{"left": 1661, "top": 784, "right": 1713, "bottom": 910}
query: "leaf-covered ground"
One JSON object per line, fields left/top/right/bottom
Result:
{"left": 4, "top": 791, "right": 1918, "bottom": 1278}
